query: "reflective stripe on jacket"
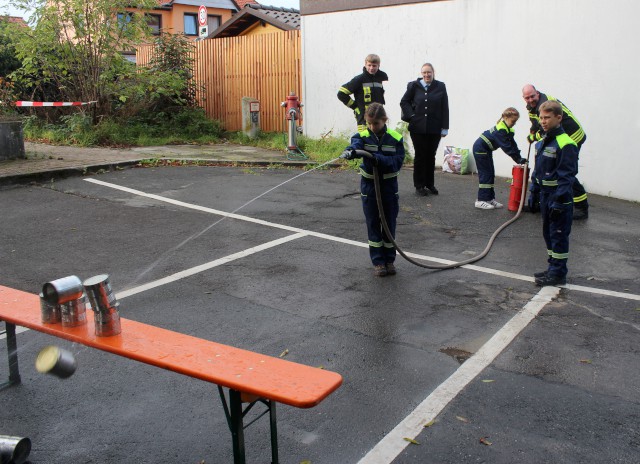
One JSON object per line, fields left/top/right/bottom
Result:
{"left": 337, "top": 67, "right": 388, "bottom": 123}
{"left": 345, "top": 126, "right": 405, "bottom": 180}
{"left": 528, "top": 93, "right": 586, "bottom": 146}
{"left": 531, "top": 126, "right": 578, "bottom": 204}
{"left": 477, "top": 120, "right": 521, "bottom": 162}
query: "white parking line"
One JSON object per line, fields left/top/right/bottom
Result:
{"left": 85, "top": 178, "right": 640, "bottom": 302}
{"left": 357, "top": 286, "right": 561, "bottom": 464}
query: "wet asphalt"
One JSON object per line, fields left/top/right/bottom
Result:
{"left": 1, "top": 164, "right": 639, "bottom": 463}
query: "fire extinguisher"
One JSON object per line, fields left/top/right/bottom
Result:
{"left": 508, "top": 164, "right": 529, "bottom": 211}
{"left": 508, "top": 142, "right": 533, "bottom": 212}
{"left": 281, "top": 91, "right": 303, "bottom": 152}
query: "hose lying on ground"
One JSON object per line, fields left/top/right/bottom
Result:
{"left": 353, "top": 146, "right": 530, "bottom": 270}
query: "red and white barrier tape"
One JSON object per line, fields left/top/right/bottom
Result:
{"left": 12, "top": 101, "right": 98, "bottom": 107}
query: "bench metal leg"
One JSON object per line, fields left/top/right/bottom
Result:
{"left": 2, "top": 322, "right": 21, "bottom": 389}
{"left": 218, "top": 386, "right": 279, "bottom": 464}
{"left": 269, "top": 400, "right": 278, "bottom": 464}
{"left": 229, "top": 389, "right": 246, "bottom": 464}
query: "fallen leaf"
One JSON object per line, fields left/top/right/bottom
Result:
{"left": 423, "top": 419, "right": 436, "bottom": 428}
{"left": 403, "top": 437, "right": 420, "bottom": 445}
{"left": 579, "top": 359, "right": 592, "bottom": 364}
{"left": 279, "top": 349, "right": 289, "bottom": 358}
{"left": 635, "top": 308, "right": 640, "bottom": 311}
{"left": 456, "top": 416, "right": 470, "bottom": 423}
{"left": 481, "top": 379, "right": 495, "bottom": 383}
{"left": 300, "top": 461, "right": 311, "bottom": 464}
{"left": 479, "top": 437, "right": 492, "bottom": 446}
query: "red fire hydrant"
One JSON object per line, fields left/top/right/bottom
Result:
{"left": 281, "top": 92, "right": 303, "bottom": 151}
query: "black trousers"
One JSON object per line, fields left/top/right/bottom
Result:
{"left": 410, "top": 132, "right": 442, "bottom": 189}
{"left": 573, "top": 142, "right": 588, "bottom": 209}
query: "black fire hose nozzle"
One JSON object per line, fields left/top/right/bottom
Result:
{"left": 354, "top": 149, "right": 374, "bottom": 160}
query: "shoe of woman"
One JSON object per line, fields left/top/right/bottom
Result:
{"left": 490, "top": 199, "right": 504, "bottom": 208}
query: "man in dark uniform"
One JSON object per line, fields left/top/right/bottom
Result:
{"left": 338, "top": 54, "right": 388, "bottom": 132}
{"left": 522, "top": 84, "right": 589, "bottom": 219}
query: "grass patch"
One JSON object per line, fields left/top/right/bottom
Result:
{"left": 21, "top": 111, "right": 412, "bottom": 169}
{"left": 225, "top": 130, "right": 352, "bottom": 165}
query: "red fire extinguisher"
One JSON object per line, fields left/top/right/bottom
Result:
{"left": 508, "top": 164, "right": 529, "bottom": 211}
{"left": 281, "top": 91, "right": 303, "bottom": 151}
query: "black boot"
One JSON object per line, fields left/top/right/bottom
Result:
{"left": 535, "top": 274, "right": 566, "bottom": 287}
{"left": 573, "top": 204, "right": 589, "bottom": 220}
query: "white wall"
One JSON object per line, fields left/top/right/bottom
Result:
{"left": 301, "top": 0, "right": 640, "bottom": 201}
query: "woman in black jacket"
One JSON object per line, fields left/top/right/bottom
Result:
{"left": 400, "top": 63, "right": 449, "bottom": 196}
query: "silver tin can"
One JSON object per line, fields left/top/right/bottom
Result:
{"left": 84, "top": 274, "right": 122, "bottom": 337}
{"left": 0, "top": 435, "right": 31, "bottom": 464}
{"left": 93, "top": 305, "right": 122, "bottom": 337}
{"left": 60, "top": 295, "right": 87, "bottom": 328}
{"left": 35, "top": 345, "right": 77, "bottom": 379}
{"left": 83, "top": 274, "right": 118, "bottom": 312}
{"left": 39, "top": 292, "right": 61, "bottom": 324}
{"left": 42, "top": 275, "right": 84, "bottom": 305}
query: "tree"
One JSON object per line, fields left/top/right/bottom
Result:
{"left": 0, "top": 18, "right": 22, "bottom": 78}
{"left": 9, "top": 0, "right": 157, "bottom": 110}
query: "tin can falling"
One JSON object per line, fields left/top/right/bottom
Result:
{"left": 35, "top": 345, "right": 77, "bottom": 379}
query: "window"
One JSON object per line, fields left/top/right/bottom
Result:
{"left": 117, "top": 12, "right": 133, "bottom": 31}
{"left": 146, "top": 14, "right": 162, "bottom": 36}
{"left": 184, "top": 13, "right": 197, "bottom": 36}
{"left": 207, "top": 15, "right": 221, "bottom": 32}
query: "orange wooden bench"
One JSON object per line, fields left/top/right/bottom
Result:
{"left": 0, "top": 285, "right": 343, "bottom": 464}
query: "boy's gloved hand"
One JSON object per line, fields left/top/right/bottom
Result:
{"left": 518, "top": 158, "right": 527, "bottom": 165}
{"left": 527, "top": 134, "right": 536, "bottom": 144}
{"left": 341, "top": 149, "right": 356, "bottom": 160}
{"left": 525, "top": 192, "right": 540, "bottom": 213}
{"left": 549, "top": 207, "right": 564, "bottom": 220}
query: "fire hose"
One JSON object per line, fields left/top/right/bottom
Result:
{"left": 346, "top": 144, "right": 531, "bottom": 270}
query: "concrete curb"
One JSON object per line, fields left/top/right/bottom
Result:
{"left": 0, "top": 157, "right": 347, "bottom": 188}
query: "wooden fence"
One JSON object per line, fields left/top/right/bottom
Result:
{"left": 137, "top": 30, "right": 301, "bottom": 132}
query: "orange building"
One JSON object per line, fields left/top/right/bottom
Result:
{"left": 131, "top": 1, "right": 240, "bottom": 40}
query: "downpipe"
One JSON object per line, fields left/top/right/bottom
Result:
{"left": 348, "top": 146, "right": 531, "bottom": 270}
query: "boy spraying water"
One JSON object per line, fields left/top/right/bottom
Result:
{"left": 342, "top": 103, "right": 405, "bottom": 277}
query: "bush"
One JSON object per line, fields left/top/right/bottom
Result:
{"left": 22, "top": 108, "right": 223, "bottom": 146}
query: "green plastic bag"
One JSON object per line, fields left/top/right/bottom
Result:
{"left": 443, "top": 146, "right": 472, "bottom": 175}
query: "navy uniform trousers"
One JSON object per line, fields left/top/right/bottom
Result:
{"left": 361, "top": 175, "right": 399, "bottom": 266}
{"left": 472, "top": 139, "right": 496, "bottom": 201}
{"left": 540, "top": 189, "right": 573, "bottom": 278}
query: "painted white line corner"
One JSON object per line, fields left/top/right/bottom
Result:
{"left": 357, "top": 286, "right": 560, "bottom": 464}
